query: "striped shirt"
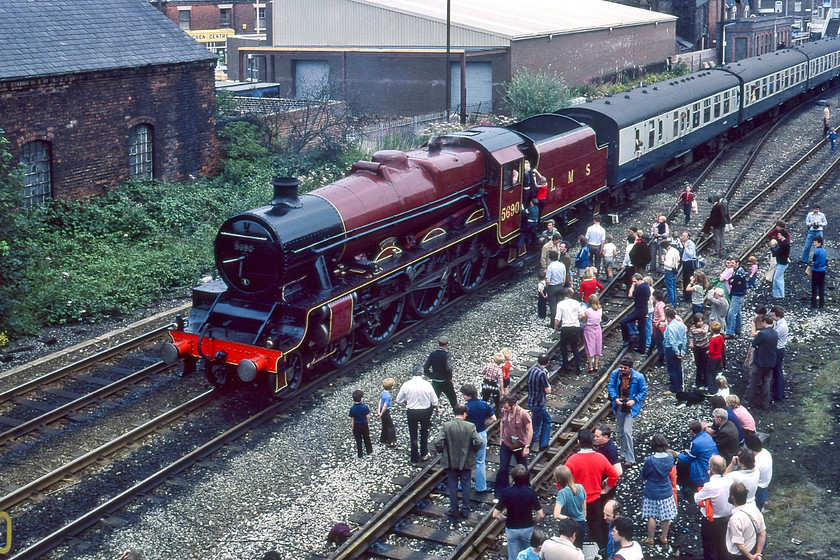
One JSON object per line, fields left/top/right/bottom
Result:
{"left": 526, "top": 364, "right": 550, "bottom": 408}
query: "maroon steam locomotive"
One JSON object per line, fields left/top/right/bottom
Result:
{"left": 162, "top": 114, "right": 607, "bottom": 396}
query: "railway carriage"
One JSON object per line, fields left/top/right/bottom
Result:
{"left": 558, "top": 70, "right": 741, "bottom": 193}
{"left": 722, "top": 49, "right": 809, "bottom": 123}
{"left": 797, "top": 37, "right": 840, "bottom": 91}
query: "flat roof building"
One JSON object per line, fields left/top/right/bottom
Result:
{"left": 230, "top": 0, "right": 677, "bottom": 115}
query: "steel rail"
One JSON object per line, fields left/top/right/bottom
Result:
{"left": 0, "top": 326, "right": 170, "bottom": 406}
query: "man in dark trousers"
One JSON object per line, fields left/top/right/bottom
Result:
{"left": 434, "top": 403, "right": 483, "bottom": 517}
{"left": 705, "top": 195, "right": 727, "bottom": 256}
{"left": 527, "top": 353, "right": 552, "bottom": 451}
{"left": 620, "top": 274, "right": 650, "bottom": 354}
{"left": 744, "top": 315, "right": 778, "bottom": 410}
{"left": 424, "top": 336, "right": 457, "bottom": 410}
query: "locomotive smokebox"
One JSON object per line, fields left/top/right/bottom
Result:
{"left": 270, "top": 176, "right": 303, "bottom": 208}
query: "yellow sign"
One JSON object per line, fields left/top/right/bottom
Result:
{"left": 187, "top": 29, "right": 234, "bottom": 43}
{"left": 0, "top": 511, "right": 10, "bottom": 555}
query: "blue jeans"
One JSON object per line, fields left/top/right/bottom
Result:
{"left": 755, "top": 486, "right": 768, "bottom": 510}
{"left": 646, "top": 313, "right": 653, "bottom": 349}
{"left": 801, "top": 229, "right": 821, "bottom": 262}
{"left": 530, "top": 404, "right": 552, "bottom": 449}
{"left": 666, "top": 349, "right": 683, "bottom": 393}
{"left": 726, "top": 294, "right": 745, "bottom": 335}
{"left": 474, "top": 430, "right": 489, "bottom": 492}
{"left": 664, "top": 270, "right": 678, "bottom": 306}
{"left": 772, "top": 263, "right": 788, "bottom": 297}
{"left": 505, "top": 526, "right": 535, "bottom": 560}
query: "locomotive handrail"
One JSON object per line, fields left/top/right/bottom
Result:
{"left": 297, "top": 186, "right": 488, "bottom": 254}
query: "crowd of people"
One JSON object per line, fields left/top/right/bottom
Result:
{"left": 340, "top": 187, "right": 828, "bottom": 559}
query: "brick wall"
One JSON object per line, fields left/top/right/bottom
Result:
{"left": 0, "top": 61, "right": 221, "bottom": 201}
{"left": 511, "top": 23, "right": 676, "bottom": 87}
{"left": 160, "top": 2, "right": 256, "bottom": 32}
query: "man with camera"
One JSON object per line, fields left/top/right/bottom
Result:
{"left": 801, "top": 203, "right": 826, "bottom": 263}
{"left": 607, "top": 356, "right": 648, "bottom": 466}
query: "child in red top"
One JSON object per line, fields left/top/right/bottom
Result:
{"left": 706, "top": 321, "right": 725, "bottom": 391}
{"left": 501, "top": 347, "right": 512, "bottom": 390}
{"left": 579, "top": 267, "right": 605, "bottom": 302}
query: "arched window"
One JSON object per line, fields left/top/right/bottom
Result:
{"left": 129, "top": 124, "right": 153, "bottom": 179}
{"left": 21, "top": 140, "right": 52, "bottom": 208}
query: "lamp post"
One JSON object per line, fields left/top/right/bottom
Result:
{"left": 445, "top": 0, "right": 451, "bottom": 120}
{"left": 722, "top": 22, "right": 736, "bottom": 64}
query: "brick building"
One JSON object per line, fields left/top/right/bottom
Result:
{"left": 229, "top": 0, "right": 676, "bottom": 116}
{"left": 153, "top": 0, "right": 267, "bottom": 76}
{"left": 0, "top": 0, "right": 219, "bottom": 206}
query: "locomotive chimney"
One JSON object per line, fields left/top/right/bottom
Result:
{"left": 270, "top": 176, "right": 303, "bottom": 208}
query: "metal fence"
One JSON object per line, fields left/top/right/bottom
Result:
{"left": 355, "top": 112, "right": 448, "bottom": 151}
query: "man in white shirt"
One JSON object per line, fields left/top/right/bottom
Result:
{"left": 801, "top": 203, "right": 827, "bottom": 263}
{"left": 661, "top": 239, "right": 681, "bottom": 306}
{"left": 726, "top": 482, "right": 766, "bottom": 560}
{"left": 540, "top": 518, "right": 585, "bottom": 560}
{"left": 680, "top": 232, "right": 697, "bottom": 302}
{"left": 745, "top": 434, "right": 772, "bottom": 511}
{"left": 396, "top": 364, "right": 440, "bottom": 463}
{"left": 724, "top": 448, "right": 760, "bottom": 503}
{"left": 586, "top": 216, "right": 607, "bottom": 274}
{"left": 545, "top": 251, "right": 568, "bottom": 326}
{"left": 554, "top": 289, "right": 583, "bottom": 372}
{"left": 770, "top": 306, "right": 788, "bottom": 402}
{"left": 694, "top": 455, "right": 735, "bottom": 560}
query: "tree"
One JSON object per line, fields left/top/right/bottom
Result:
{"left": 0, "top": 129, "right": 32, "bottom": 336}
{"left": 501, "top": 67, "right": 571, "bottom": 121}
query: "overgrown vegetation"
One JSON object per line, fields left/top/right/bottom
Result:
{"left": 501, "top": 66, "right": 571, "bottom": 120}
{"left": 570, "top": 62, "right": 692, "bottom": 99}
{"left": 0, "top": 121, "right": 358, "bottom": 337}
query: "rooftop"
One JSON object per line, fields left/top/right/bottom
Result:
{"left": 0, "top": 0, "right": 217, "bottom": 81}
{"left": 352, "top": 0, "right": 676, "bottom": 39}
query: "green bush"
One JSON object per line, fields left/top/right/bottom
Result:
{"left": 0, "top": 121, "right": 376, "bottom": 334}
{"left": 501, "top": 67, "right": 571, "bottom": 120}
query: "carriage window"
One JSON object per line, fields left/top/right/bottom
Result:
{"left": 648, "top": 120, "right": 655, "bottom": 148}
{"left": 714, "top": 95, "right": 721, "bottom": 118}
{"left": 658, "top": 119, "right": 663, "bottom": 142}
{"left": 761, "top": 78, "right": 768, "bottom": 98}
{"left": 703, "top": 98, "right": 711, "bottom": 123}
{"left": 680, "top": 109, "right": 687, "bottom": 131}
{"left": 723, "top": 91, "right": 730, "bottom": 113}
{"left": 502, "top": 161, "right": 521, "bottom": 190}
{"left": 692, "top": 103, "right": 700, "bottom": 127}
{"left": 673, "top": 111, "right": 679, "bottom": 136}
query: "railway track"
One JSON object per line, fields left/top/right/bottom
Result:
{"left": 326, "top": 111, "right": 836, "bottom": 560}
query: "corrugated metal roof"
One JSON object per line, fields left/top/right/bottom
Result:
{"left": 0, "top": 0, "right": 217, "bottom": 81}
{"left": 273, "top": 0, "right": 676, "bottom": 47}
{"left": 350, "top": 0, "right": 676, "bottom": 39}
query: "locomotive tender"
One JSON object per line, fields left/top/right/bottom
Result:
{"left": 163, "top": 38, "right": 840, "bottom": 396}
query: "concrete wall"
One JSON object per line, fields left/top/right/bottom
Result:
{"left": 0, "top": 61, "right": 220, "bottom": 200}
{"left": 510, "top": 22, "right": 676, "bottom": 87}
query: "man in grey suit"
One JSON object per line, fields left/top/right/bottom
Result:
{"left": 435, "top": 403, "right": 484, "bottom": 517}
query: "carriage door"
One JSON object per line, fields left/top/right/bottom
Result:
{"left": 497, "top": 158, "right": 524, "bottom": 242}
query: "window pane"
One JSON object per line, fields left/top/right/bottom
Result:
{"left": 21, "top": 141, "right": 52, "bottom": 208}
{"left": 220, "top": 8, "right": 231, "bottom": 27}
{"left": 178, "top": 10, "right": 190, "bottom": 30}
{"left": 129, "top": 124, "right": 154, "bottom": 179}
